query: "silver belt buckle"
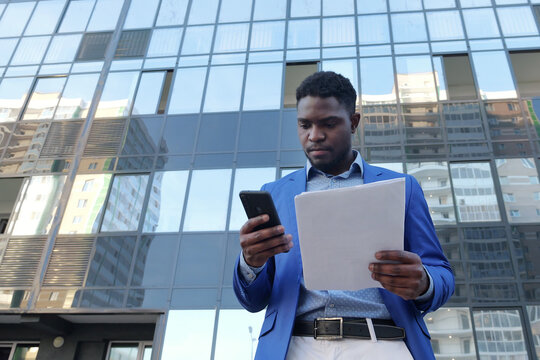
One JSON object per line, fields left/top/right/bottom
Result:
{"left": 313, "top": 317, "right": 343, "bottom": 340}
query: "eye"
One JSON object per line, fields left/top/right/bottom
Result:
{"left": 298, "top": 122, "right": 310, "bottom": 129}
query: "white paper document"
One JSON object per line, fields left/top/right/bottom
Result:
{"left": 294, "top": 178, "right": 405, "bottom": 290}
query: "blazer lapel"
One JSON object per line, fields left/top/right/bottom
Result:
{"left": 362, "top": 159, "right": 383, "bottom": 184}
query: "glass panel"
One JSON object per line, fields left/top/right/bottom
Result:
{"left": 323, "top": 0, "right": 354, "bottom": 16}
{"left": 450, "top": 162, "right": 501, "bottom": 222}
{"left": 11, "top": 36, "right": 51, "bottom": 66}
{"left": 95, "top": 71, "right": 139, "bottom": 118}
{"left": 87, "top": 0, "right": 124, "bottom": 31}
{"left": 132, "top": 72, "right": 165, "bottom": 115}
{"left": 108, "top": 344, "right": 138, "bottom": 360}
{"left": 24, "top": 0, "right": 66, "bottom": 36}
{"left": 391, "top": 13, "right": 427, "bottom": 43}
{"left": 426, "top": 11, "right": 464, "bottom": 41}
{"left": 510, "top": 52, "right": 540, "bottom": 97}
{"left": 497, "top": 7, "right": 538, "bottom": 37}
{"left": 168, "top": 67, "right": 207, "bottom": 114}
{"left": 496, "top": 158, "right": 540, "bottom": 223}
{"left": 101, "top": 174, "right": 149, "bottom": 232}
{"left": 253, "top": 0, "right": 287, "bottom": 20}
{"left": 389, "top": 0, "right": 422, "bottom": 11}
{"left": 527, "top": 305, "right": 540, "bottom": 358}
{"left": 322, "top": 59, "right": 358, "bottom": 94}
{"left": 44, "top": 34, "right": 83, "bottom": 64}
{"left": 472, "top": 52, "right": 517, "bottom": 99}
{"left": 219, "top": 0, "right": 252, "bottom": 22}
{"left": 357, "top": 0, "right": 387, "bottom": 13}
{"left": 287, "top": 19, "right": 320, "bottom": 49}
{"left": 443, "top": 103, "right": 486, "bottom": 141}
{"left": 86, "top": 236, "right": 136, "bottom": 286}
{"left": 197, "top": 113, "right": 237, "bottom": 152}
{"left": 181, "top": 25, "right": 214, "bottom": 55}
{"left": 362, "top": 105, "right": 400, "bottom": 144}
{"left": 358, "top": 15, "right": 390, "bottom": 45}
{"left": 22, "top": 77, "right": 66, "bottom": 121}
{"left": 291, "top": 0, "right": 320, "bottom": 17}
{"left": 175, "top": 233, "right": 225, "bottom": 286}
{"left": 203, "top": 65, "right": 244, "bottom": 112}
{"left": 229, "top": 168, "right": 276, "bottom": 231}
{"left": 243, "top": 63, "right": 283, "bottom": 111}
{"left": 143, "top": 171, "right": 189, "bottom": 232}
{"left": 423, "top": 0, "right": 456, "bottom": 8}
{"left": 473, "top": 310, "right": 528, "bottom": 359}
{"left": 58, "top": 0, "right": 95, "bottom": 33}
{"left": 512, "top": 226, "right": 540, "bottom": 280}
{"left": 12, "top": 345, "right": 39, "bottom": 360}
{"left": 188, "top": 0, "right": 219, "bottom": 24}
{"left": 0, "top": 2, "right": 35, "bottom": 37}
{"left": 131, "top": 235, "right": 176, "bottom": 286}
{"left": 59, "top": 174, "right": 112, "bottom": 234}
{"left": 284, "top": 63, "right": 319, "bottom": 108}
{"left": 55, "top": 73, "right": 99, "bottom": 120}
{"left": 161, "top": 310, "right": 215, "bottom": 359}
{"left": 147, "top": 28, "right": 182, "bottom": 57}
{"left": 395, "top": 56, "right": 437, "bottom": 103}
{"left": 425, "top": 308, "right": 475, "bottom": 359}
{"left": 485, "top": 101, "right": 525, "bottom": 140}
{"left": 0, "top": 77, "right": 33, "bottom": 122}
{"left": 0, "top": 38, "right": 17, "bottom": 66}
{"left": 8, "top": 176, "right": 66, "bottom": 235}
{"left": 322, "top": 17, "right": 355, "bottom": 47}
{"left": 143, "top": 346, "right": 152, "bottom": 360}
{"left": 214, "top": 23, "right": 250, "bottom": 53}
{"left": 156, "top": 0, "right": 188, "bottom": 26}
{"left": 360, "top": 57, "right": 395, "bottom": 105}
{"left": 403, "top": 104, "right": 441, "bottom": 143}
{"left": 124, "top": 0, "right": 159, "bottom": 29}
{"left": 183, "top": 169, "right": 232, "bottom": 231}
{"left": 435, "top": 55, "right": 476, "bottom": 101}
{"left": 250, "top": 21, "right": 285, "bottom": 51}
{"left": 462, "top": 8, "right": 500, "bottom": 39}
{"left": 460, "top": 0, "right": 491, "bottom": 6}
{"left": 214, "top": 309, "right": 265, "bottom": 360}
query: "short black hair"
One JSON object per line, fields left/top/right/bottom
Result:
{"left": 296, "top": 71, "right": 357, "bottom": 115}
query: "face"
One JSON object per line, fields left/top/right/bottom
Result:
{"left": 297, "top": 96, "right": 360, "bottom": 176}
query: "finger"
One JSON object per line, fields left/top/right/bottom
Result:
{"left": 240, "top": 225, "right": 286, "bottom": 247}
{"left": 375, "top": 250, "right": 420, "bottom": 264}
{"left": 244, "top": 234, "right": 293, "bottom": 258}
{"left": 240, "top": 214, "right": 269, "bottom": 234}
{"left": 371, "top": 272, "right": 415, "bottom": 289}
{"left": 369, "top": 263, "right": 423, "bottom": 277}
{"left": 378, "top": 283, "right": 417, "bottom": 301}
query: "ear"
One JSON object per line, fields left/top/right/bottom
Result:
{"left": 350, "top": 113, "right": 360, "bottom": 133}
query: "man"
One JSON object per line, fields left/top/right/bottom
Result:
{"left": 233, "top": 71, "right": 454, "bottom": 359}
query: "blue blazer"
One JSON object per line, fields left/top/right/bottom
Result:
{"left": 233, "top": 160, "right": 455, "bottom": 359}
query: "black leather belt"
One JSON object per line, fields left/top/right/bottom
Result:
{"left": 292, "top": 317, "right": 405, "bottom": 340}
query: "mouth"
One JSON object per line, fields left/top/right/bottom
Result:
{"left": 308, "top": 148, "right": 331, "bottom": 157}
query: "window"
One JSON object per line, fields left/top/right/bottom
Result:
{"left": 72, "top": 216, "right": 82, "bottom": 224}
{"left": 107, "top": 342, "right": 152, "bottom": 360}
{"left": 132, "top": 70, "right": 174, "bottom": 115}
{"left": 115, "top": 30, "right": 151, "bottom": 58}
{"left": 0, "top": 77, "right": 33, "bottom": 122}
{"left": 22, "top": 77, "right": 67, "bottom": 121}
{"left": 433, "top": 55, "right": 476, "bottom": 101}
{"left": 82, "top": 179, "right": 94, "bottom": 192}
{"left": 0, "top": 178, "right": 24, "bottom": 234}
{"left": 503, "top": 193, "right": 515, "bottom": 202}
{"left": 471, "top": 51, "right": 517, "bottom": 100}
{"left": 77, "top": 199, "right": 88, "bottom": 208}
{"left": 95, "top": 71, "right": 139, "bottom": 118}
{"left": 58, "top": 0, "right": 94, "bottom": 33}
{"left": 55, "top": 73, "right": 100, "bottom": 120}
{"left": 24, "top": 0, "right": 65, "bottom": 36}
{"left": 76, "top": 32, "right": 113, "bottom": 61}
{"left": 168, "top": 67, "right": 208, "bottom": 114}
{"left": 161, "top": 310, "right": 215, "bottom": 359}
{"left": 284, "top": 62, "right": 319, "bottom": 108}
{"left": 124, "top": 0, "right": 160, "bottom": 29}
{"left": 509, "top": 51, "right": 540, "bottom": 98}
{"left": 243, "top": 64, "right": 283, "bottom": 111}
{"left": 203, "top": 66, "right": 244, "bottom": 112}
{"left": 156, "top": 0, "right": 189, "bottom": 26}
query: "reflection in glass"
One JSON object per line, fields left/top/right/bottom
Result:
{"left": 424, "top": 0, "right": 456, "bottom": 8}
{"left": 124, "top": 0, "right": 159, "bottom": 29}
{"left": 215, "top": 309, "right": 265, "bottom": 360}
{"left": 87, "top": 0, "right": 124, "bottom": 31}
{"left": 284, "top": 63, "right": 319, "bottom": 108}
{"left": 229, "top": 168, "right": 276, "bottom": 231}
{"left": 181, "top": 25, "right": 214, "bottom": 55}
{"left": 450, "top": 163, "right": 501, "bottom": 222}
{"left": 360, "top": 57, "right": 395, "bottom": 104}
{"left": 108, "top": 344, "right": 138, "bottom": 360}
{"left": 425, "top": 308, "right": 475, "bottom": 359}
{"left": 156, "top": 0, "right": 189, "bottom": 26}
{"left": 402, "top": 105, "right": 442, "bottom": 143}
{"left": 322, "top": 17, "right": 355, "bottom": 47}
{"left": 443, "top": 103, "right": 486, "bottom": 141}
{"left": 95, "top": 72, "right": 139, "bottom": 118}
{"left": 143, "top": 171, "right": 189, "bottom": 232}
{"left": 168, "top": 67, "right": 207, "bottom": 114}
{"left": 58, "top": 0, "right": 95, "bottom": 33}
{"left": 462, "top": 8, "right": 500, "bottom": 39}
{"left": 426, "top": 11, "right": 464, "bottom": 41}
{"left": 122, "top": 117, "right": 164, "bottom": 155}
{"left": 175, "top": 234, "right": 225, "bottom": 286}
{"left": 322, "top": 59, "right": 358, "bottom": 94}
{"left": 86, "top": 236, "right": 136, "bottom": 286}
{"left": 357, "top": 15, "right": 390, "bottom": 45}
{"left": 391, "top": 13, "right": 427, "bottom": 43}
{"left": 8, "top": 176, "right": 66, "bottom": 235}
{"left": 147, "top": 28, "right": 182, "bottom": 57}
{"left": 4, "top": 122, "right": 50, "bottom": 160}
{"left": 183, "top": 169, "right": 231, "bottom": 231}
{"left": 527, "top": 306, "right": 540, "bottom": 358}
{"left": 460, "top": 0, "right": 491, "bottom": 6}
{"left": 132, "top": 72, "right": 166, "bottom": 115}
{"left": 101, "top": 175, "right": 149, "bottom": 232}
{"left": 511, "top": 226, "right": 540, "bottom": 280}
{"left": 395, "top": 56, "right": 437, "bottom": 103}
{"left": 219, "top": 0, "right": 253, "bottom": 22}
{"left": 523, "top": 99, "right": 540, "bottom": 140}
{"left": 0, "top": 39, "right": 17, "bottom": 66}
{"left": 362, "top": 105, "right": 400, "bottom": 145}
{"left": 287, "top": 19, "right": 320, "bottom": 49}
{"left": 496, "top": 159, "right": 540, "bottom": 223}
{"left": 323, "top": 0, "right": 354, "bottom": 16}
{"left": 203, "top": 65, "right": 244, "bottom": 112}
{"left": 497, "top": 7, "right": 538, "bottom": 37}
{"left": 44, "top": 34, "right": 83, "bottom": 64}
{"left": 484, "top": 101, "right": 525, "bottom": 140}
{"left": 291, "top": 0, "right": 320, "bottom": 17}
{"left": 473, "top": 310, "right": 528, "bottom": 359}
{"left": 357, "top": 0, "right": 386, "bottom": 13}
{"left": 471, "top": 52, "right": 518, "bottom": 99}
{"left": 214, "top": 23, "right": 250, "bottom": 53}
{"left": 250, "top": 21, "right": 285, "bottom": 51}
{"left": 188, "top": 0, "right": 219, "bottom": 25}
{"left": 161, "top": 310, "right": 215, "bottom": 359}
{"left": 131, "top": 235, "right": 177, "bottom": 287}
{"left": 22, "top": 77, "right": 66, "bottom": 121}
{"left": 0, "top": 2, "right": 35, "bottom": 37}
{"left": 10, "top": 36, "right": 51, "bottom": 66}
{"left": 433, "top": 55, "right": 476, "bottom": 101}
{"left": 243, "top": 63, "right": 283, "bottom": 111}
{"left": 24, "top": 0, "right": 65, "bottom": 36}
{"left": 510, "top": 52, "right": 540, "bottom": 98}
{"left": 407, "top": 162, "right": 455, "bottom": 224}
{"left": 12, "top": 345, "right": 39, "bottom": 360}
{"left": 59, "top": 174, "right": 112, "bottom": 234}
{"left": 389, "top": 0, "right": 422, "bottom": 11}
{"left": 253, "top": 0, "right": 287, "bottom": 20}
{"left": 55, "top": 74, "right": 99, "bottom": 120}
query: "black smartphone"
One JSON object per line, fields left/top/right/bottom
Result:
{"left": 239, "top": 190, "right": 282, "bottom": 232}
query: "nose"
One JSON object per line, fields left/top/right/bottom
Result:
{"left": 308, "top": 125, "right": 325, "bottom": 142}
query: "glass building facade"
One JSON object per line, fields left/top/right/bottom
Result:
{"left": 0, "top": 0, "right": 540, "bottom": 358}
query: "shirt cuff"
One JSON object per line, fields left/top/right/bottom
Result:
{"left": 415, "top": 265, "right": 434, "bottom": 303}
{"left": 238, "top": 252, "right": 265, "bottom": 284}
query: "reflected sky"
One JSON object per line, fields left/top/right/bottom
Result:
{"left": 11, "top": 36, "right": 51, "bottom": 66}
{"left": 250, "top": 21, "right": 285, "bottom": 51}
{"left": 24, "top": 0, "right": 65, "bottom": 36}
{"left": 322, "top": 17, "right": 355, "bottom": 47}
{"left": 219, "top": 0, "right": 253, "bottom": 22}
{"left": 156, "top": 0, "right": 189, "bottom": 26}
{"left": 23, "top": 77, "right": 66, "bottom": 121}
{"left": 287, "top": 19, "right": 320, "bottom": 49}
{"left": 214, "top": 309, "right": 265, "bottom": 360}
{"left": 0, "top": 2, "right": 35, "bottom": 37}
{"left": 45, "top": 34, "right": 83, "bottom": 63}
{"left": 168, "top": 67, "right": 207, "bottom": 114}
{"left": 55, "top": 73, "right": 99, "bottom": 120}
{"left": 253, "top": 0, "right": 287, "bottom": 20}
{"left": 471, "top": 51, "right": 517, "bottom": 99}
{"left": 124, "top": 0, "right": 159, "bottom": 29}
{"left": 214, "top": 23, "right": 250, "bottom": 53}
{"left": 243, "top": 63, "right": 283, "bottom": 111}
{"left": 358, "top": 15, "right": 390, "bottom": 45}
{"left": 147, "top": 28, "right": 183, "bottom": 57}
{"left": 132, "top": 72, "right": 165, "bottom": 115}
{"left": 95, "top": 71, "right": 139, "bottom": 118}
{"left": 204, "top": 65, "right": 244, "bottom": 112}
{"left": 0, "top": 77, "right": 33, "bottom": 122}
{"left": 58, "top": 0, "right": 94, "bottom": 33}
{"left": 188, "top": 0, "right": 219, "bottom": 25}
{"left": 360, "top": 57, "right": 396, "bottom": 104}
{"left": 426, "top": 11, "right": 464, "bottom": 41}
{"left": 87, "top": 0, "right": 123, "bottom": 31}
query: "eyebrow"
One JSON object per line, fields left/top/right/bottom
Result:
{"left": 297, "top": 116, "right": 341, "bottom": 122}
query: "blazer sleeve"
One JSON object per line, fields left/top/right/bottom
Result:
{"left": 404, "top": 176, "right": 455, "bottom": 314}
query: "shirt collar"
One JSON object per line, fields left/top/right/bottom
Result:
{"left": 305, "top": 150, "right": 364, "bottom": 180}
